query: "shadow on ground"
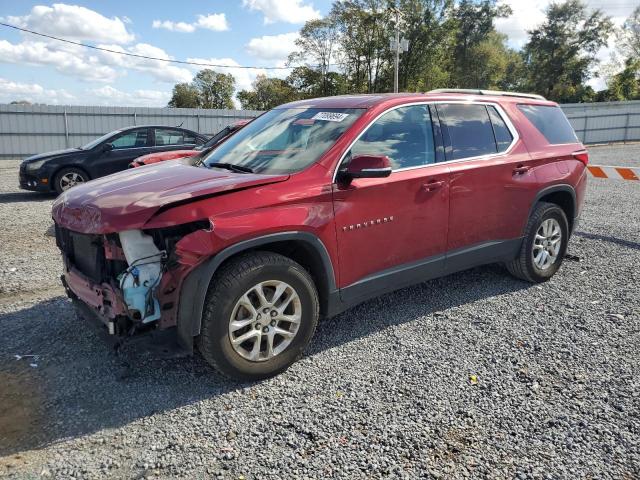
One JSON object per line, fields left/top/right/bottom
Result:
{"left": 0, "top": 264, "right": 529, "bottom": 457}
{"left": 0, "top": 192, "right": 56, "bottom": 204}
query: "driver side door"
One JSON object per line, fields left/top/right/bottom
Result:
{"left": 91, "top": 128, "right": 152, "bottom": 178}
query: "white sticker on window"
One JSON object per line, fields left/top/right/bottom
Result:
{"left": 312, "top": 112, "right": 349, "bottom": 122}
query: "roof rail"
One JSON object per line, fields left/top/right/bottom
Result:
{"left": 428, "top": 89, "right": 546, "bottom": 101}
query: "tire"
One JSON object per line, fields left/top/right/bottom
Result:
{"left": 54, "top": 167, "right": 89, "bottom": 194}
{"left": 197, "top": 251, "right": 319, "bottom": 381}
{"left": 506, "top": 201, "right": 569, "bottom": 283}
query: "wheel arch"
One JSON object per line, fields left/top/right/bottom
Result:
{"left": 529, "top": 184, "right": 576, "bottom": 234}
{"left": 176, "top": 231, "right": 338, "bottom": 352}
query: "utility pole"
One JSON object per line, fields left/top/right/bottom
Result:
{"left": 390, "top": 6, "right": 408, "bottom": 93}
{"left": 394, "top": 8, "right": 400, "bottom": 93}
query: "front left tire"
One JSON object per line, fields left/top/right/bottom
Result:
{"left": 197, "top": 251, "right": 319, "bottom": 381}
{"left": 54, "top": 167, "right": 89, "bottom": 194}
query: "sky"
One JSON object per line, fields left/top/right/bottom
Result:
{"left": 0, "top": 0, "right": 636, "bottom": 107}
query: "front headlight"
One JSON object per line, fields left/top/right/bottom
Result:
{"left": 24, "top": 159, "right": 48, "bottom": 172}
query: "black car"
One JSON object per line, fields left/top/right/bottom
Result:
{"left": 19, "top": 125, "right": 207, "bottom": 194}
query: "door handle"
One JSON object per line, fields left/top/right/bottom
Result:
{"left": 423, "top": 180, "right": 445, "bottom": 192}
{"left": 513, "top": 165, "right": 531, "bottom": 175}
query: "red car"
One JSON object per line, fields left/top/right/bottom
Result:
{"left": 52, "top": 90, "right": 587, "bottom": 380}
{"left": 128, "top": 120, "right": 251, "bottom": 168}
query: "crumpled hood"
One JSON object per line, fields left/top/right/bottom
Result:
{"left": 24, "top": 148, "right": 81, "bottom": 162}
{"left": 52, "top": 162, "right": 289, "bottom": 234}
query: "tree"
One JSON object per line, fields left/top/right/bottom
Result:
{"left": 168, "top": 82, "right": 200, "bottom": 108}
{"left": 288, "top": 17, "right": 340, "bottom": 96}
{"left": 604, "top": 58, "right": 640, "bottom": 101}
{"left": 192, "top": 69, "right": 236, "bottom": 109}
{"left": 618, "top": 6, "right": 640, "bottom": 61}
{"left": 522, "top": 0, "right": 613, "bottom": 102}
{"left": 237, "top": 75, "right": 300, "bottom": 110}
{"left": 450, "top": 0, "right": 512, "bottom": 88}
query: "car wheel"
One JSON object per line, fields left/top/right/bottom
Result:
{"left": 54, "top": 168, "right": 88, "bottom": 194}
{"left": 197, "top": 251, "right": 319, "bottom": 381}
{"left": 506, "top": 201, "right": 569, "bottom": 283}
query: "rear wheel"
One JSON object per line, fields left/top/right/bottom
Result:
{"left": 506, "top": 202, "right": 569, "bottom": 283}
{"left": 54, "top": 167, "right": 88, "bottom": 194}
{"left": 197, "top": 251, "right": 319, "bottom": 381}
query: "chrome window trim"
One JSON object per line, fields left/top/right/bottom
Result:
{"left": 331, "top": 100, "right": 520, "bottom": 183}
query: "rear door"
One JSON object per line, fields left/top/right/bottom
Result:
{"left": 332, "top": 103, "right": 450, "bottom": 302}
{"left": 153, "top": 128, "right": 199, "bottom": 152}
{"left": 435, "top": 102, "right": 538, "bottom": 267}
{"left": 91, "top": 128, "right": 152, "bottom": 177}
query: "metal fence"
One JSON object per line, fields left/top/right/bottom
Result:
{"left": 1, "top": 100, "right": 639, "bottom": 159}
{"left": 562, "top": 100, "right": 640, "bottom": 145}
{"left": 0, "top": 104, "right": 262, "bottom": 158}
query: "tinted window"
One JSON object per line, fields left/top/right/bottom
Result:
{"left": 111, "top": 129, "right": 148, "bottom": 149}
{"left": 487, "top": 106, "right": 513, "bottom": 152}
{"left": 155, "top": 128, "right": 192, "bottom": 146}
{"left": 438, "top": 104, "right": 496, "bottom": 160}
{"left": 518, "top": 105, "right": 578, "bottom": 144}
{"left": 350, "top": 105, "right": 435, "bottom": 169}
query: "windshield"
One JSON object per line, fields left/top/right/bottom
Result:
{"left": 80, "top": 130, "right": 120, "bottom": 150}
{"left": 203, "top": 108, "right": 364, "bottom": 174}
{"left": 196, "top": 126, "right": 234, "bottom": 151}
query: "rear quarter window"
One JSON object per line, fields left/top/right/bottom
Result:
{"left": 518, "top": 104, "right": 578, "bottom": 145}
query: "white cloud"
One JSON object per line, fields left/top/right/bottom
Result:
{"left": 0, "top": 77, "right": 75, "bottom": 104}
{"left": 152, "top": 20, "right": 196, "bottom": 33}
{"left": 0, "top": 39, "right": 119, "bottom": 82}
{"left": 95, "top": 43, "right": 194, "bottom": 84}
{"left": 90, "top": 85, "right": 170, "bottom": 106}
{"left": 246, "top": 32, "right": 299, "bottom": 63}
{"left": 3, "top": 3, "right": 134, "bottom": 44}
{"left": 242, "top": 0, "right": 320, "bottom": 24}
{"left": 152, "top": 13, "right": 229, "bottom": 33}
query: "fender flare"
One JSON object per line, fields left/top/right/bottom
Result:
{"left": 176, "top": 231, "right": 337, "bottom": 351}
{"left": 527, "top": 183, "right": 576, "bottom": 231}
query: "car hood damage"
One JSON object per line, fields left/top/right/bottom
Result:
{"left": 52, "top": 162, "right": 289, "bottom": 234}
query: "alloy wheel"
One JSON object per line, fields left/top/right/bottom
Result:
{"left": 59, "top": 172, "right": 85, "bottom": 191}
{"left": 532, "top": 218, "right": 562, "bottom": 270}
{"left": 228, "top": 280, "right": 302, "bottom": 362}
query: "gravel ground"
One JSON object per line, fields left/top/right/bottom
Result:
{"left": 0, "top": 144, "right": 639, "bottom": 479}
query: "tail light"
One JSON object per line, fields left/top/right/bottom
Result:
{"left": 572, "top": 150, "right": 589, "bottom": 165}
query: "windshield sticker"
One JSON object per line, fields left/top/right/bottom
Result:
{"left": 312, "top": 112, "right": 349, "bottom": 122}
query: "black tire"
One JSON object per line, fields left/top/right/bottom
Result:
{"left": 197, "top": 251, "right": 319, "bottom": 381}
{"left": 506, "top": 201, "right": 569, "bottom": 283}
{"left": 54, "top": 167, "right": 89, "bottom": 195}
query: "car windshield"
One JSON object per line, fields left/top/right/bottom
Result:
{"left": 80, "top": 130, "right": 120, "bottom": 150}
{"left": 196, "top": 126, "right": 234, "bottom": 151}
{"left": 202, "top": 108, "right": 364, "bottom": 174}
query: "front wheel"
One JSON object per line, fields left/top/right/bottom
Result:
{"left": 54, "top": 167, "right": 88, "bottom": 194}
{"left": 506, "top": 201, "right": 569, "bottom": 283}
{"left": 197, "top": 252, "right": 319, "bottom": 381}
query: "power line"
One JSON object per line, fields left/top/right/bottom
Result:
{"left": 0, "top": 22, "right": 294, "bottom": 70}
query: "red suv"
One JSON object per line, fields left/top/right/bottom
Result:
{"left": 52, "top": 90, "right": 588, "bottom": 380}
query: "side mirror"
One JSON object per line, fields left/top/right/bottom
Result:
{"left": 103, "top": 143, "right": 114, "bottom": 152}
{"left": 342, "top": 154, "right": 392, "bottom": 182}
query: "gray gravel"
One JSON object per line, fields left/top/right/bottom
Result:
{"left": 1, "top": 145, "right": 639, "bottom": 479}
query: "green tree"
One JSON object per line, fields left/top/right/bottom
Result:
{"left": 522, "top": 0, "right": 613, "bottom": 102}
{"left": 288, "top": 17, "right": 340, "bottom": 96}
{"left": 168, "top": 82, "right": 200, "bottom": 108}
{"left": 605, "top": 58, "right": 640, "bottom": 101}
{"left": 237, "top": 75, "right": 300, "bottom": 110}
{"left": 450, "top": 0, "right": 512, "bottom": 88}
{"left": 193, "top": 69, "right": 236, "bottom": 109}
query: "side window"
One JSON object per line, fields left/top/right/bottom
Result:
{"left": 350, "top": 105, "right": 435, "bottom": 170}
{"left": 517, "top": 104, "right": 578, "bottom": 145}
{"left": 184, "top": 132, "right": 197, "bottom": 144}
{"left": 487, "top": 106, "right": 514, "bottom": 153}
{"left": 110, "top": 129, "right": 148, "bottom": 149}
{"left": 437, "top": 104, "right": 497, "bottom": 160}
{"left": 155, "top": 128, "right": 189, "bottom": 146}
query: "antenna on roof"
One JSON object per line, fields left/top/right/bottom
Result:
{"left": 176, "top": 121, "right": 184, "bottom": 127}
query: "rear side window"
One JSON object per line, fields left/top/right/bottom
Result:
{"left": 518, "top": 105, "right": 578, "bottom": 144}
{"left": 487, "top": 106, "right": 513, "bottom": 152}
{"left": 437, "top": 104, "right": 496, "bottom": 160}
